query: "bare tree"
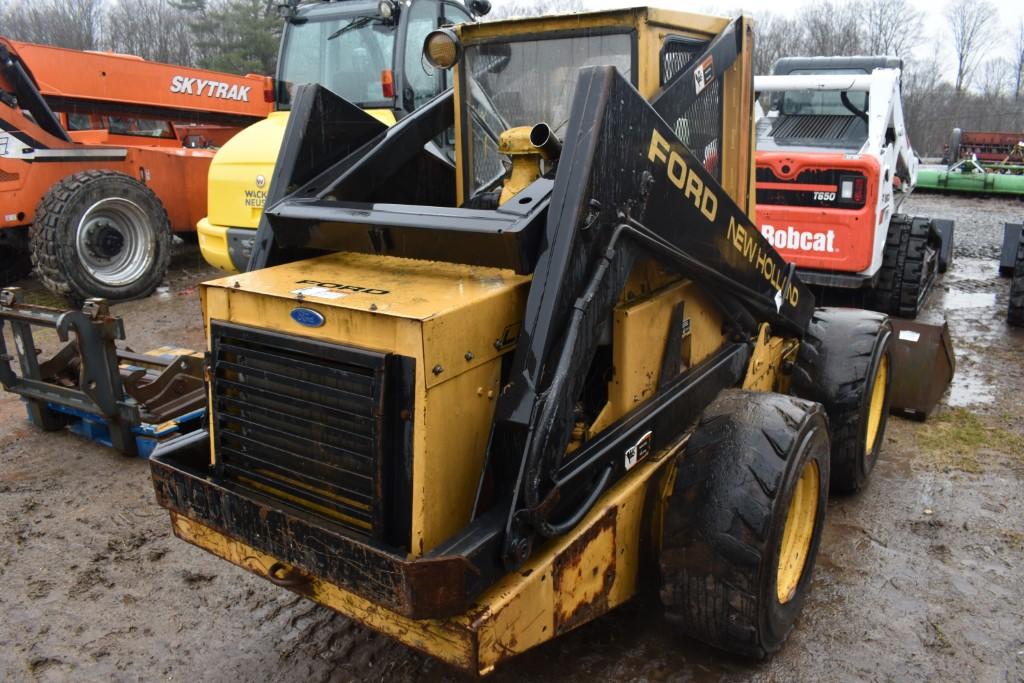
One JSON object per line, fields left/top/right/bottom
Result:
{"left": 105, "top": 0, "right": 197, "bottom": 65}
{"left": 0, "top": 0, "right": 105, "bottom": 50}
{"left": 751, "top": 12, "right": 804, "bottom": 75}
{"left": 797, "top": 1, "right": 864, "bottom": 57}
{"left": 902, "top": 54, "right": 951, "bottom": 154}
{"left": 945, "top": 0, "right": 998, "bottom": 94}
{"left": 1014, "top": 19, "right": 1024, "bottom": 100}
{"left": 976, "top": 58, "right": 1010, "bottom": 100}
{"left": 862, "top": 0, "right": 924, "bottom": 57}
{"left": 487, "top": 0, "right": 584, "bottom": 21}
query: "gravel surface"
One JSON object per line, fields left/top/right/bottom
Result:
{"left": 1, "top": 194, "right": 1022, "bottom": 682}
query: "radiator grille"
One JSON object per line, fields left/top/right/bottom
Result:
{"left": 210, "top": 321, "right": 413, "bottom": 545}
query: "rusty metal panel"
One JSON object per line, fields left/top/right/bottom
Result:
{"left": 552, "top": 508, "right": 617, "bottom": 635}
{"left": 888, "top": 319, "right": 955, "bottom": 420}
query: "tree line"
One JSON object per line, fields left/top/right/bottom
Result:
{"left": 0, "top": 0, "right": 280, "bottom": 75}
{"left": 753, "top": 0, "right": 1024, "bottom": 156}
{"left": 2, "top": 0, "right": 1021, "bottom": 156}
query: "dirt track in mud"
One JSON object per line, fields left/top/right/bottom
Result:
{"left": 1, "top": 194, "right": 1023, "bottom": 682}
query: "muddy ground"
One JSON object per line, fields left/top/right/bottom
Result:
{"left": 1, "top": 193, "right": 1022, "bottom": 682}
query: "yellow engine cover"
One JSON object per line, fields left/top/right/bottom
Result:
{"left": 201, "top": 251, "right": 529, "bottom": 554}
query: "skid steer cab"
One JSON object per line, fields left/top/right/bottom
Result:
{"left": 150, "top": 8, "right": 895, "bottom": 675}
{"left": 753, "top": 57, "right": 954, "bottom": 319}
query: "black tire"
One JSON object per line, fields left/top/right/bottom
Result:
{"left": 1008, "top": 241, "right": 1024, "bottom": 327}
{"left": 869, "top": 215, "right": 934, "bottom": 318}
{"left": 30, "top": 170, "right": 171, "bottom": 302}
{"left": 791, "top": 308, "right": 893, "bottom": 493}
{"left": 0, "top": 242, "right": 32, "bottom": 285}
{"left": 935, "top": 220, "right": 954, "bottom": 274}
{"left": 660, "top": 389, "right": 830, "bottom": 659}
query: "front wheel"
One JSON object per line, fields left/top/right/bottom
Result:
{"left": 30, "top": 170, "right": 171, "bottom": 302}
{"left": 791, "top": 307, "right": 893, "bottom": 492}
{"left": 659, "top": 390, "right": 830, "bottom": 658}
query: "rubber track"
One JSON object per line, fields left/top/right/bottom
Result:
{"left": 870, "top": 215, "right": 932, "bottom": 318}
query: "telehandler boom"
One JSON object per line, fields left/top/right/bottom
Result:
{"left": 150, "top": 8, "right": 895, "bottom": 674}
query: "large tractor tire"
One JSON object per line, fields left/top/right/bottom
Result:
{"left": 791, "top": 308, "right": 893, "bottom": 493}
{"left": 1008, "top": 240, "right": 1024, "bottom": 327}
{"left": 660, "top": 390, "right": 830, "bottom": 659}
{"left": 869, "top": 215, "right": 935, "bottom": 318}
{"left": 30, "top": 170, "right": 172, "bottom": 302}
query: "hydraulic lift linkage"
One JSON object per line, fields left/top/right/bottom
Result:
{"left": 0, "top": 288, "right": 205, "bottom": 456}
{"left": 156, "top": 20, "right": 812, "bottom": 615}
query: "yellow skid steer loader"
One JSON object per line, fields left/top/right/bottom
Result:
{"left": 149, "top": 8, "right": 897, "bottom": 675}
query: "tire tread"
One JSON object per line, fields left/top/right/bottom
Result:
{"left": 29, "top": 170, "right": 171, "bottom": 301}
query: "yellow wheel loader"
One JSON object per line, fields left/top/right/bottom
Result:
{"left": 198, "top": 0, "right": 487, "bottom": 273}
{"left": 149, "top": 7, "right": 894, "bottom": 674}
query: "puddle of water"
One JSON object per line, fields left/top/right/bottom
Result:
{"left": 918, "top": 259, "right": 1001, "bottom": 407}
{"left": 941, "top": 290, "right": 996, "bottom": 311}
{"left": 945, "top": 361, "right": 996, "bottom": 407}
{"left": 946, "top": 377, "right": 995, "bottom": 407}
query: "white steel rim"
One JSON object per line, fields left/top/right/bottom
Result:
{"left": 75, "top": 197, "right": 155, "bottom": 286}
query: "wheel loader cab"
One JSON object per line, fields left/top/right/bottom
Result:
{"left": 150, "top": 8, "right": 895, "bottom": 676}
{"left": 198, "top": 0, "right": 477, "bottom": 272}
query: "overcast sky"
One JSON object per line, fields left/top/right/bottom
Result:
{"left": 587, "top": 0, "right": 1024, "bottom": 73}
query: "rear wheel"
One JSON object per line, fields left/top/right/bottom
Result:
{"left": 30, "top": 170, "right": 171, "bottom": 302}
{"left": 659, "top": 390, "right": 830, "bottom": 658}
{"left": 1008, "top": 240, "right": 1024, "bottom": 327}
{"left": 791, "top": 308, "right": 893, "bottom": 492}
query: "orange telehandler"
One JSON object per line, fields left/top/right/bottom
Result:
{"left": 0, "top": 37, "right": 273, "bottom": 300}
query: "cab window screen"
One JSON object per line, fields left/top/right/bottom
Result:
{"left": 462, "top": 32, "right": 632, "bottom": 196}
{"left": 659, "top": 36, "right": 721, "bottom": 180}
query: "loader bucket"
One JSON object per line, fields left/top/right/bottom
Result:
{"left": 887, "top": 319, "right": 955, "bottom": 420}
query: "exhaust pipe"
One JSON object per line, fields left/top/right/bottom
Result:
{"left": 530, "top": 122, "right": 562, "bottom": 160}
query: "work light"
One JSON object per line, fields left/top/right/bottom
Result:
{"left": 424, "top": 28, "right": 462, "bottom": 70}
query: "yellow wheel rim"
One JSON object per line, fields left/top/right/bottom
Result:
{"left": 776, "top": 459, "right": 819, "bottom": 604}
{"left": 864, "top": 354, "right": 888, "bottom": 456}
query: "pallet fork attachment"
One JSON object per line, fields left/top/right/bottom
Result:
{"left": 0, "top": 287, "right": 205, "bottom": 456}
